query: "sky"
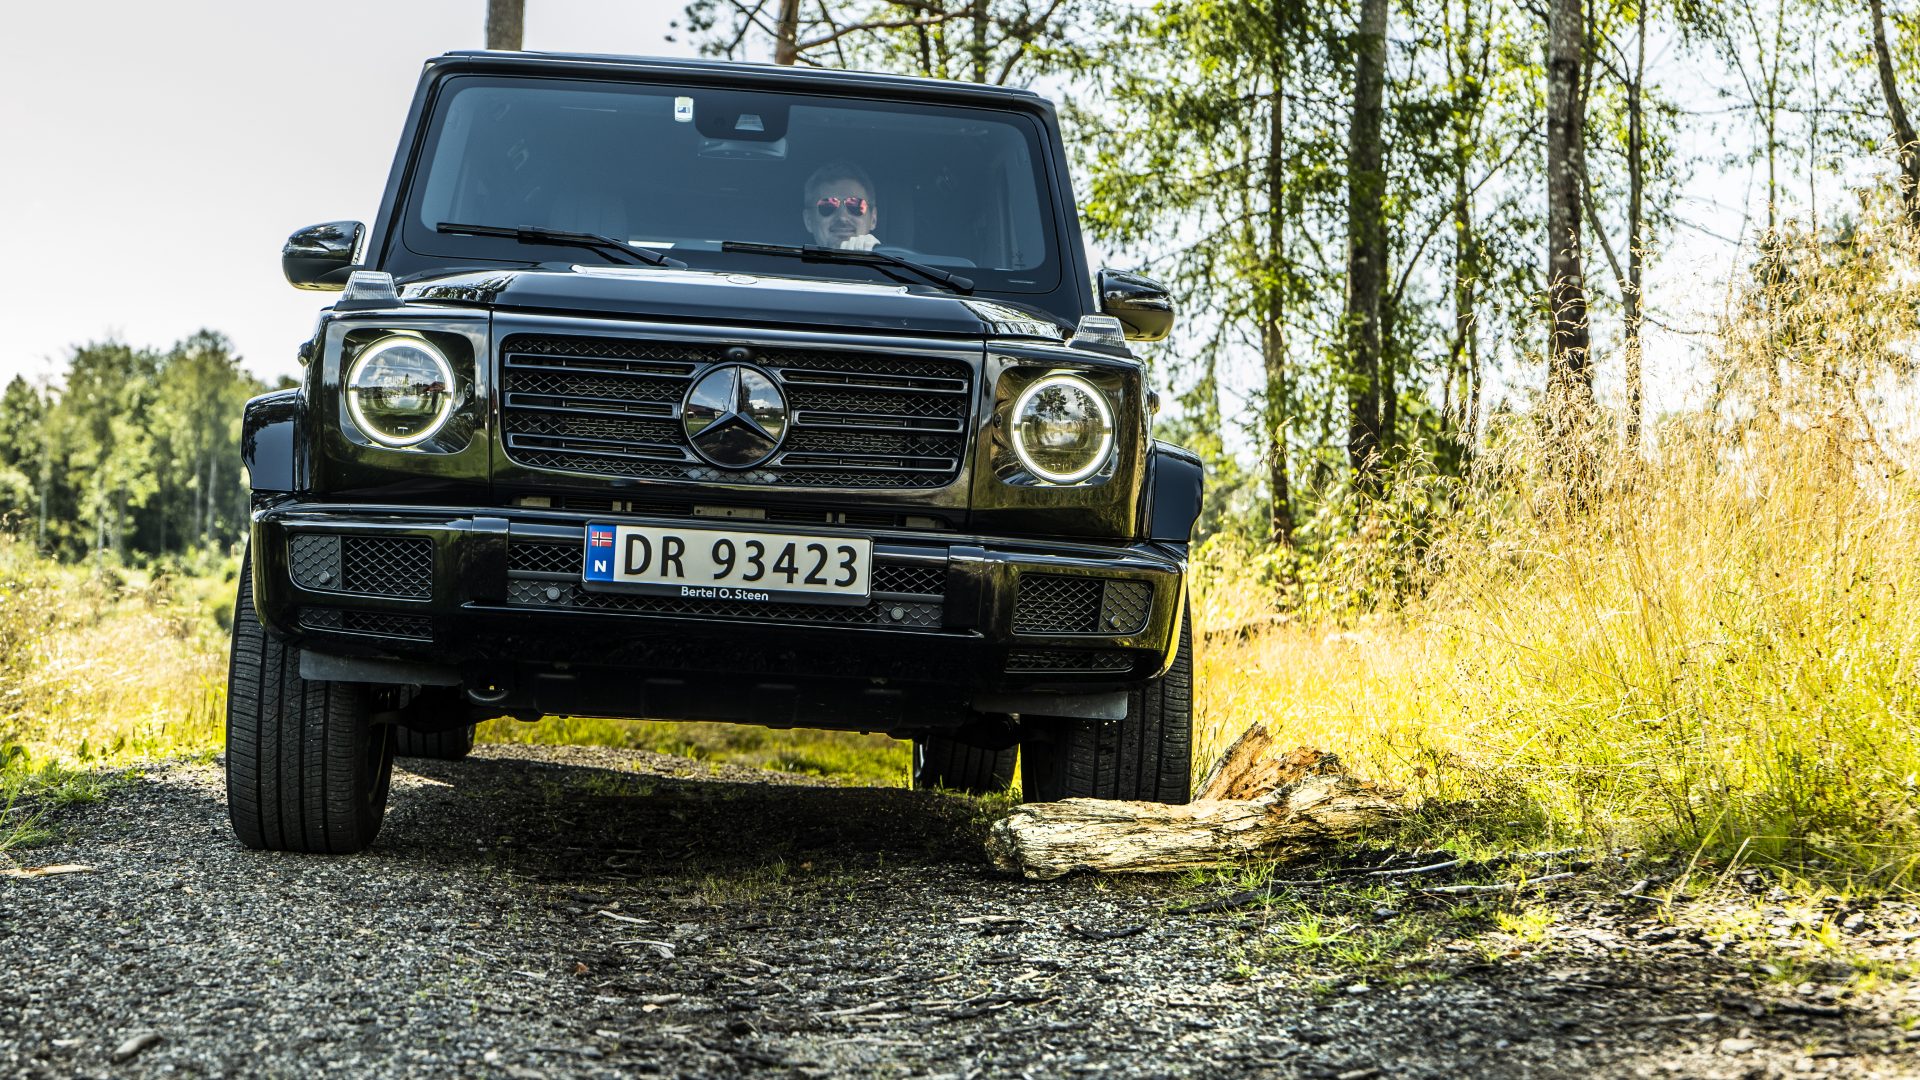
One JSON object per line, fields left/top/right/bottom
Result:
{"left": 0, "top": 1, "right": 701, "bottom": 387}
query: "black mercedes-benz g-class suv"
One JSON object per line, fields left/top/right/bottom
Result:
{"left": 229, "top": 51, "right": 1201, "bottom": 853}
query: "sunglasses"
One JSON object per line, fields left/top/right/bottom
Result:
{"left": 814, "top": 197, "right": 871, "bottom": 217}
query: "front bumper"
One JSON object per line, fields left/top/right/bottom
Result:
{"left": 250, "top": 502, "right": 1186, "bottom": 732}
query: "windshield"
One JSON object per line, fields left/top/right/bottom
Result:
{"left": 401, "top": 76, "right": 1061, "bottom": 294}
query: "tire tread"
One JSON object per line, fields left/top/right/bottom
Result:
{"left": 1021, "top": 609, "right": 1194, "bottom": 805}
{"left": 225, "top": 552, "right": 393, "bottom": 854}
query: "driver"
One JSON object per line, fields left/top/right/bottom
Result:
{"left": 802, "top": 160, "right": 881, "bottom": 251}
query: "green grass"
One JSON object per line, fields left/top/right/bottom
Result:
{"left": 476, "top": 715, "right": 911, "bottom": 787}
{"left": 0, "top": 753, "right": 131, "bottom": 853}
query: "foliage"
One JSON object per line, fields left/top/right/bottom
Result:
{"left": 676, "top": 0, "right": 1097, "bottom": 84}
{"left": 0, "top": 331, "right": 263, "bottom": 563}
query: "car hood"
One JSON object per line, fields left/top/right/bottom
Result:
{"left": 399, "top": 265, "right": 1069, "bottom": 342}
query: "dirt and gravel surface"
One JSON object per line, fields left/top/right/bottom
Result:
{"left": 3, "top": 743, "right": 1919, "bottom": 1079}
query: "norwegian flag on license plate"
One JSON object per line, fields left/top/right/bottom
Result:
{"left": 584, "top": 525, "right": 617, "bottom": 581}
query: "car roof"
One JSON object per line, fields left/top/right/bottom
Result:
{"left": 433, "top": 51, "right": 1046, "bottom": 106}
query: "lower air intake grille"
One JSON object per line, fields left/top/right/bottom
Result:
{"left": 342, "top": 536, "right": 432, "bottom": 599}
{"left": 1012, "top": 575, "right": 1103, "bottom": 634}
{"left": 290, "top": 534, "right": 432, "bottom": 599}
{"left": 300, "top": 607, "right": 433, "bottom": 641}
{"left": 1005, "top": 649, "right": 1135, "bottom": 673}
{"left": 872, "top": 563, "right": 945, "bottom": 596}
{"left": 1098, "top": 581, "right": 1152, "bottom": 634}
{"left": 508, "top": 540, "right": 581, "bottom": 576}
{"left": 1013, "top": 576, "right": 1154, "bottom": 635}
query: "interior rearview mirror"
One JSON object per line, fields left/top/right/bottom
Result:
{"left": 1096, "top": 269, "right": 1174, "bottom": 342}
{"left": 283, "top": 221, "right": 366, "bottom": 291}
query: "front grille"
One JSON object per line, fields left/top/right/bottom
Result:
{"left": 505, "top": 540, "right": 947, "bottom": 630}
{"left": 498, "top": 334, "right": 972, "bottom": 489}
{"left": 300, "top": 607, "right": 433, "bottom": 641}
{"left": 1006, "top": 649, "right": 1135, "bottom": 673}
{"left": 289, "top": 535, "right": 432, "bottom": 599}
{"left": 1013, "top": 575, "right": 1154, "bottom": 635}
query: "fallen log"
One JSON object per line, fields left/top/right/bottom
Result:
{"left": 987, "top": 731, "right": 1405, "bottom": 880}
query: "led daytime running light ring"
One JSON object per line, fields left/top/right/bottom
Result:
{"left": 345, "top": 334, "right": 455, "bottom": 448}
{"left": 1010, "top": 373, "right": 1115, "bottom": 484}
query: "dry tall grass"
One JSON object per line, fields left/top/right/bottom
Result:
{"left": 0, "top": 543, "right": 230, "bottom": 771}
{"left": 1195, "top": 211, "right": 1920, "bottom": 885}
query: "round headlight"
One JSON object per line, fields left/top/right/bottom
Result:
{"left": 345, "top": 335, "right": 455, "bottom": 447}
{"left": 1010, "top": 374, "right": 1115, "bottom": 484}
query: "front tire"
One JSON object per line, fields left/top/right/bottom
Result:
{"left": 1020, "top": 608, "right": 1193, "bottom": 805}
{"left": 912, "top": 736, "right": 1017, "bottom": 795}
{"left": 225, "top": 551, "right": 396, "bottom": 853}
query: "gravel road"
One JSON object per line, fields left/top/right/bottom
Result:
{"left": 3, "top": 744, "right": 1918, "bottom": 1079}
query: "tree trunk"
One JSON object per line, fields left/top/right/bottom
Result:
{"left": 1265, "top": 57, "right": 1295, "bottom": 546}
{"left": 773, "top": 0, "right": 802, "bottom": 65}
{"left": 1446, "top": 0, "right": 1482, "bottom": 460}
{"left": 1345, "top": 0, "right": 1389, "bottom": 486}
{"left": 191, "top": 462, "right": 203, "bottom": 550}
{"left": 1450, "top": 152, "right": 1478, "bottom": 451}
{"left": 206, "top": 453, "right": 219, "bottom": 546}
{"left": 1872, "top": 0, "right": 1920, "bottom": 228}
{"left": 1545, "top": 0, "right": 1593, "bottom": 413}
{"left": 485, "top": 0, "right": 524, "bottom": 51}
{"left": 970, "top": 0, "right": 990, "bottom": 82}
{"left": 1625, "top": 7, "right": 1647, "bottom": 449}
{"left": 35, "top": 441, "right": 47, "bottom": 549}
{"left": 1380, "top": 299, "right": 1397, "bottom": 463}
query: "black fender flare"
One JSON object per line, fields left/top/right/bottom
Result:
{"left": 1142, "top": 440, "right": 1204, "bottom": 545}
{"left": 241, "top": 389, "right": 304, "bottom": 494}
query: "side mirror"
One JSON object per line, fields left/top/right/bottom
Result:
{"left": 1097, "top": 269, "right": 1175, "bottom": 342}
{"left": 283, "top": 221, "right": 365, "bottom": 290}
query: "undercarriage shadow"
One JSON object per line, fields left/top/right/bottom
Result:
{"left": 383, "top": 747, "right": 993, "bottom": 884}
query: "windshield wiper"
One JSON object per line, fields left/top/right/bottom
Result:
{"left": 720, "top": 241, "right": 974, "bottom": 295}
{"left": 436, "top": 222, "right": 684, "bottom": 268}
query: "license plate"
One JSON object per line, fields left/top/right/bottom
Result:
{"left": 581, "top": 523, "right": 872, "bottom": 605}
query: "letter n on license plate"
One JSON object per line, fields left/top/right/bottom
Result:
{"left": 581, "top": 523, "right": 872, "bottom": 606}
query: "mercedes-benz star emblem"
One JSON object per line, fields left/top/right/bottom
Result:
{"left": 682, "top": 364, "right": 788, "bottom": 469}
